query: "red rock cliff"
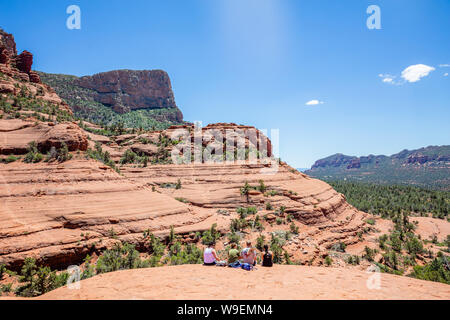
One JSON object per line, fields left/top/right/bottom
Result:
{"left": 76, "top": 69, "right": 180, "bottom": 116}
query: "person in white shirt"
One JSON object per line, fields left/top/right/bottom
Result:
{"left": 203, "top": 242, "right": 220, "bottom": 266}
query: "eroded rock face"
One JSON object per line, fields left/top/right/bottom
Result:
{"left": 0, "top": 29, "right": 17, "bottom": 57}
{"left": 76, "top": 70, "right": 180, "bottom": 115}
{"left": 0, "top": 29, "right": 41, "bottom": 86}
{"left": 38, "top": 122, "right": 88, "bottom": 152}
{"left": 15, "top": 50, "right": 33, "bottom": 74}
{"left": 0, "top": 47, "right": 11, "bottom": 65}
{"left": 0, "top": 120, "right": 88, "bottom": 155}
{"left": 29, "top": 71, "right": 41, "bottom": 84}
{"left": 0, "top": 153, "right": 367, "bottom": 270}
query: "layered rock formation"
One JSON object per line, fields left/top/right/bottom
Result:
{"left": 38, "top": 69, "right": 184, "bottom": 128}
{"left": 0, "top": 119, "right": 87, "bottom": 155}
{"left": 0, "top": 120, "right": 368, "bottom": 270}
{"left": 76, "top": 70, "right": 179, "bottom": 115}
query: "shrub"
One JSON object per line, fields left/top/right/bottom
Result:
{"left": 46, "top": 143, "right": 72, "bottom": 162}
{"left": 86, "top": 142, "right": 119, "bottom": 172}
{"left": 120, "top": 149, "right": 138, "bottom": 165}
{"left": 331, "top": 242, "right": 346, "bottom": 253}
{"left": 240, "top": 181, "right": 251, "bottom": 202}
{"left": 0, "top": 264, "right": 6, "bottom": 280}
{"left": 270, "top": 242, "right": 283, "bottom": 264}
{"left": 96, "top": 243, "right": 145, "bottom": 274}
{"left": 1, "top": 155, "right": 19, "bottom": 163}
{"left": 81, "top": 255, "right": 95, "bottom": 280}
{"left": 390, "top": 233, "right": 402, "bottom": 252}
{"left": 227, "top": 231, "right": 240, "bottom": 245}
{"left": 347, "top": 255, "right": 360, "bottom": 265}
{"left": 290, "top": 222, "right": 299, "bottom": 234}
{"left": 250, "top": 215, "right": 264, "bottom": 231}
{"left": 175, "top": 179, "right": 182, "bottom": 189}
{"left": 325, "top": 256, "right": 333, "bottom": 266}
{"left": 264, "top": 190, "right": 279, "bottom": 197}
{"left": 15, "top": 258, "right": 63, "bottom": 297}
{"left": 363, "top": 246, "right": 376, "bottom": 261}
{"left": 169, "top": 244, "right": 203, "bottom": 265}
{"left": 201, "top": 223, "right": 221, "bottom": 245}
{"left": 146, "top": 233, "right": 165, "bottom": 257}
{"left": 57, "top": 143, "right": 72, "bottom": 162}
{"left": 258, "top": 180, "right": 266, "bottom": 193}
{"left": 230, "top": 218, "right": 247, "bottom": 232}
{"left": 411, "top": 257, "right": 450, "bottom": 284}
{"left": 383, "top": 250, "right": 399, "bottom": 270}
{"left": 23, "top": 141, "right": 43, "bottom": 163}
{"left": 34, "top": 266, "right": 57, "bottom": 295}
{"left": 378, "top": 234, "right": 388, "bottom": 250}
{"left": 256, "top": 234, "right": 266, "bottom": 251}
{"left": 168, "top": 225, "right": 176, "bottom": 244}
{"left": 265, "top": 202, "right": 273, "bottom": 210}
{"left": 0, "top": 283, "right": 12, "bottom": 294}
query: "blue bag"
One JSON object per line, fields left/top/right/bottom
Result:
{"left": 241, "top": 263, "right": 253, "bottom": 271}
{"left": 228, "top": 261, "right": 241, "bottom": 268}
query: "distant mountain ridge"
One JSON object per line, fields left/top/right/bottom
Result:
{"left": 305, "top": 145, "right": 450, "bottom": 190}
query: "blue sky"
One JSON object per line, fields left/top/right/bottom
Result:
{"left": 1, "top": 0, "right": 449, "bottom": 168}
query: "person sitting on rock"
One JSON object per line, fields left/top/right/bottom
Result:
{"left": 227, "top": 243, "right": 241, "bottom": 265}
{"left": 203, "top": 242, "right": 220, "bottom": 266}
{"left": 241, "top": 241, "right": 257, "bottom": 266}
{"left": 261, "top": 244, "right": 273, "bottom": 267}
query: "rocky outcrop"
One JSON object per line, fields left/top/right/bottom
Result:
{"left": 347, "top": 159, "right": 361, "bottom": 169}
{"left": 15, "top": 50, "right": 33, "bottom": 74}
{"left": 37, "top": 122, "right": 88, "bottom": 152}
{"left": 0, "top": 29, "right": 17, "bottom": 56}
{"left": 0, "top": 47, "right": 11, "bottom": 65}
{"left": 0, "top": 30, "right": 41, "bottom": 85}
{"left": 0, "top": 120, "right": 88, "bottom": 155}
{"left": 0, "top": 29, "right": 74, "bottom": 117}
{"left": 76, "top": 69, "right": 181, "bottom": 116}
{"left": 29, "top": 71, "right": 41, "bottom": 83}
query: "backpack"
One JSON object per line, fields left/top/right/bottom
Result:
{"left": 262, "top": 252, "right": 273, "bottom": 267}
{"left": 241, "top": 263, "right": 253, "bottom": 271}
{"left": 229, "top": 261, "right": 241, "bottom": 268}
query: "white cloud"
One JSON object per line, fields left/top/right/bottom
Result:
{"left": 379, "top": 73, "right": 398, "bottom": 85}
{"left": 439, "top": 64, "right": 450, "bottom": 68}
{"left": 401, "top": 64, "right": 435, "bottom": 83}
{"left": 305, "top": 99, "right": 324, "bottom": 106}
{"left": 444, "top": 73, "right": 449, "bottom": 77}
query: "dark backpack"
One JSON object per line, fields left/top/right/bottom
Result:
{"left": 262, "top": 252, "right": 273, "bottom": 267}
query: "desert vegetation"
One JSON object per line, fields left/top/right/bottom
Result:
{"left": 328, "top": 181, "right": 449, "bottom": 220}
